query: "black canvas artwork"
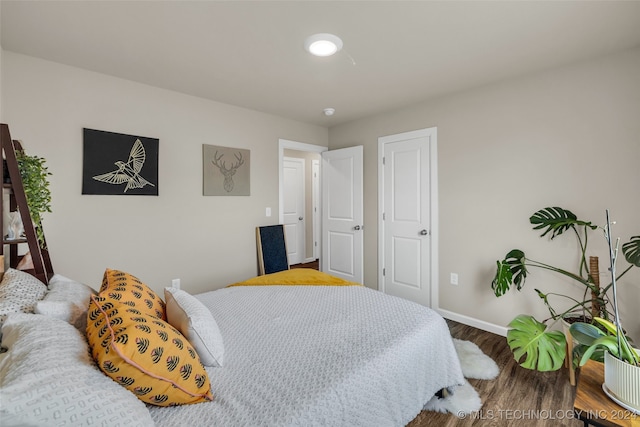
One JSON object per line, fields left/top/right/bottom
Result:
{"left": 82, "top": 128, "right": 159, "bottom": 196}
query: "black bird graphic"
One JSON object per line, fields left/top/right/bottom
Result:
{"left": 92, "top": 139, "right": 155, "bottom": 192}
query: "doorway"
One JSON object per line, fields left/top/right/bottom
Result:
{"left": 278, "top": 139, "right": 364, "bottom": 283}
{"left": 378, "top": 127, "right": 438, "bottom": 307}
{"left": 278, "top": 140, "right": 327, "bottom": 265}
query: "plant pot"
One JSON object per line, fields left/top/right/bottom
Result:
{"left": 603, "top": 351, "right": 640, "bottom": 414}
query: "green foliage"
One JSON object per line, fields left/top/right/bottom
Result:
{"left": 570, "top": 317, "right": 639, "bottom": 367}
{"left": 507, "top": 315, "right": 566, "bottom": 371}
{"left": 491, "top": 206, "right": 639, "bottom": 373}
{"left": 16, "top": 151, "right": 52, "bottom": 248}
{"left": 492, "top": 249, "right": 527, "bottom": 296}
{"left": 491, "top": 207, "right": 637, "bottom": 321}
{"left": 623, "top": 236, "right": 640, "bottom": 267}
{"left": 529, "top": 207, "right": 596, "bottom": 239}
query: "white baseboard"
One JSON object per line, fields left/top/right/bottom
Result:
{"left": 436, "top": 308, "right": 508, "bottom": 337}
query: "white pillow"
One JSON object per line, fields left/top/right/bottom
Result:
{"left": 164, "top": 287, "right": 224, "bottom": 367}
{"left": 0, "top": 313, "right": 154, "bottom": 427}
{"left": 0, "top": 269, "right": 47, "bottom": 326}
{"left": 34, "top": 274, "right": 97, "bottom": 330}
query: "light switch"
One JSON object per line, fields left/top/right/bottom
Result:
{"left": 266, "top": 207, "right": 272, "bottom": 217}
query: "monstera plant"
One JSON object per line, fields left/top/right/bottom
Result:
{"left": 491, "top": 207, "right": 640, "bottom": 372}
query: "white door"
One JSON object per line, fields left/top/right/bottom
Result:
{"left": 322, "top": 146, "right": 363, "bottom": 283}
{"left": 379, "top": 128, "right": 436, "bottom": 307}
{"left": 283, "top": 157, "right": 305, "bottom": 265}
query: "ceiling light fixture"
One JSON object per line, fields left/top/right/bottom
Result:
{"left": 323, "top": 108, "right": 335, "bottom": 116}
{"left": 304, "top": 33, "right": 343, "bottom": 57}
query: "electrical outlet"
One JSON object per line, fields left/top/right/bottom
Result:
{"left": 450, "top": 273, "right": 458, "bottom": 286}
{"left": 171, "top": 278, "right": 181, "bottom": 290}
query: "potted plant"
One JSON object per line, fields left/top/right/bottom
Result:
{"left": 15, "top": 149, "right": 52, "bottom": 248}
{"left": 570, "top": 211, "right": 639, "bottom": 413}
{"left": 491, "top": 207, "right": 639, "bottom": 372}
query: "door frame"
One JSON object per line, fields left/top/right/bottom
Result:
{"left": 278, "top": 139, "right": 328, "bottom": 262}
{"left": 377, "top": 127, "right": 439, "bottom": 308}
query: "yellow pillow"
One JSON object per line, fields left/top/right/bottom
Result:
{"left": 227, "top": 268, "right": 362, "bottom": 287}
{"left": 86, "top": 295, "right": 213, "bottom": 406}
{"left": 100, "top": 268, "right": 166, "bottom": 320}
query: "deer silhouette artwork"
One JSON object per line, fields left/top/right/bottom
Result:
{"left": 211, "top": 151, "right": 245, "bottom": 192}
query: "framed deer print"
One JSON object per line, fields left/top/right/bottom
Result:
{"left": 203, "top": 144, "right": 250, "bottom": 196}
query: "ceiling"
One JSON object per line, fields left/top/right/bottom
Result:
{"left": 2, "top": 1, "right": 640, "bottom": 127}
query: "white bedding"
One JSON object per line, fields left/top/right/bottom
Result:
{"left": 148, "top": 285, "right": 464, "bottom": 427}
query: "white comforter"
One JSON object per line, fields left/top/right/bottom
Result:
{"left": 148, "top": 285, "right": 464, "bottom": 427}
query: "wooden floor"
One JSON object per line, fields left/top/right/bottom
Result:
{"left": 290, "top": 259, "right": 319, "bottom": 270}
{"left": 408, "top": 320, "right": 580, "bottom": 427}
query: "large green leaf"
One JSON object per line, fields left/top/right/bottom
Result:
{"left": 505, "top": 249, "right": 528, "bottom": 290}
{"left": 491, "top": 249, "right": 528, "bottom": 296}
{"left": 622, "top": 235, "right": 640, "bottom": 267}
{"left": 491, "top": 261, "right": 512, "bottom": 297}
{"left": 529, "top": 207, "right": 596, "bottom": 239}
{"left": 569, "top": 322, "right": 606, "bottom": 346}
{"left": 592, "top": 318, "right": 640, "bottom": 364}
{"left": 578, "top": 336, "right": 620, "bottom": 365}
{"left": 507, "top": 315, "right": 566, "bottom": 371}
{"left": 570, "top": 317, "right": 639, "bottom": 366}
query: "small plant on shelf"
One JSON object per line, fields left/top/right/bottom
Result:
{"left": 16, "top": 150, "right": 52, "bottom": 248}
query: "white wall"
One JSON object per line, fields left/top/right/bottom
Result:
{"left": 1, "top": 51, "right": 328, "bottom": 295}
{"left": 328, "top": 48, "right": 640, "bottom": 340}
{"left": 0, "top": 2, "right": 4, "bottom": 121}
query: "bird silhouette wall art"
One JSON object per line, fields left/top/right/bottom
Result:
{"left": 82, "top": 128, "right": 159, "bottom": 196}
{"left": 92, "top": 139, "right": 154, "bottom": 192}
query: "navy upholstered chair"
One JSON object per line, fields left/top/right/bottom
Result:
{"left": 256, "top": 225, "right": 290, "bottom": 275}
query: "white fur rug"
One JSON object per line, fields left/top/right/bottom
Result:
{"left": 423, "top": 338, "right": 499, "bottom": 416}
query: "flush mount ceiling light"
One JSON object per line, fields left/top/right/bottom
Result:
{"left": 304, "top": 33, "right": 343, "bottom": 57}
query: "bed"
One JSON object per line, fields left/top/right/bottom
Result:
{"left": 0, "top": 268, "right": 465, "bottom": 426}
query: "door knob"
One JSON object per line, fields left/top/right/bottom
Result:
{"left": 353, "top": 225, "right": 361, "bottom": 231}
{"left": 299, "top": 217, "right": 303, "bottom": 221}
{"left": 420, "top": 229, "right": 429, "bottom": 235}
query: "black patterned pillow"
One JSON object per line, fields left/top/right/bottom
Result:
{"left": 99, "top": 268, "right": 165, "bottom": 320}
{"left": 0, "top": 269, "right": 47, "bottom": 326}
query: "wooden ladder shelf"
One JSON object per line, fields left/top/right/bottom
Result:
{"left": 0, "top": 123, "right": 53, "bottom": 284}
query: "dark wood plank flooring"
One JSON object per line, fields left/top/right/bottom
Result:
{"left": 408, "top": 320, "right": 580, "bottom": 426}
{"left": 290, "top": 260, "right": 319, "bottom": 270}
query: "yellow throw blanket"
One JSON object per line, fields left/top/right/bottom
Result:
{"left": 227, "top": 268, "right": 361, "bottom": 287}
